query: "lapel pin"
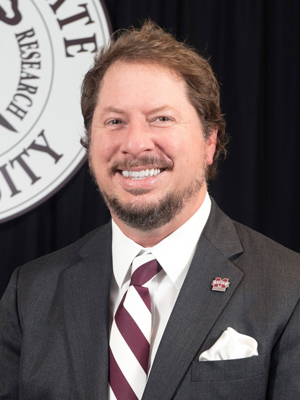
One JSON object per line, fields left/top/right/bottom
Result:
{"left": 212, "top": 277, "right": 230, "bottom": 292}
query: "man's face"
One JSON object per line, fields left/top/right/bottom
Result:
{"left": 90, "top": 61, "right": 216, "bottom": 231}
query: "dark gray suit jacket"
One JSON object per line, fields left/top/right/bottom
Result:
{"left": 1, "top": 200, "right": 300, "bottom": 399}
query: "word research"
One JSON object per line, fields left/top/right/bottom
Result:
{"left": 0, "top": 0, "right": 110, "bottom": 222}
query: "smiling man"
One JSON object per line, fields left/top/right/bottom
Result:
{"left": 1, "top": 21, "right": 300, "bottom": 400}
{"left": 89, "top": 61, "right": 216, "bottom": 246}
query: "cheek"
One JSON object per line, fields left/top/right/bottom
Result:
{"left": 166, "top": 138, "right": 202, "bottom": 170}
{"left": 89, "top": 145, "right": 109, "bottom": 180}
{"left": 90, "top": 133, "right": 117, "bottom": 165}
{"left": 184, "top": 138, "right": 207, "bottom": 166}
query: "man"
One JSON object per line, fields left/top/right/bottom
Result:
{"left": 1, "top": 21, "right": 300, "bottom": 400}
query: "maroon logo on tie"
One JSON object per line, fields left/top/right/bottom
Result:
{"left": 212, "top": 277, "right": 230, "bottom": 292}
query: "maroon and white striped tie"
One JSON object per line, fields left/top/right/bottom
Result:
{"left": 109, "top": 252, "right": 162, "bottom": 400}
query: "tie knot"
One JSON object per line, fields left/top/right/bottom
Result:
{"left": 130, "top": 253, "right": 162, "bottom": 287}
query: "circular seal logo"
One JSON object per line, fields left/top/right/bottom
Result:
{"left": 0, "top": 0, "right": 111, "bottom": 222}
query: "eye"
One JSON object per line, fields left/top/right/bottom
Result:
{"left": 150, "top": 115, "right": 174, "bottom": 127}
{"left": 107, "top": 119, "right": 123, "bottom": 125}
{"left": 155, "top": 116, "right": 170, "bottom": 122}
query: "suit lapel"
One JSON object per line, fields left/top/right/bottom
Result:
{"left": 62, "top": 224, "right": 113, "bottom": 399}
{"left": 143, "top": 200, "right": 244, "bottom": 400}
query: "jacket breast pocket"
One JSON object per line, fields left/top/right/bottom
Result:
{"left": 192, "top": 355, "right": 266, "bottom": 382}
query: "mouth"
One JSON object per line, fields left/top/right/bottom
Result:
{"left": 110, "top": 156, "right": 172, "bottom": 181}
{"left": 120, "top": 168, "right": 162, "bottom": 180}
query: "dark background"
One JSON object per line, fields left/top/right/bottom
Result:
{"left": 1, "top": 0, "right": 300, "bottom": 298}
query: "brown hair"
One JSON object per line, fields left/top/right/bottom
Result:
{"left": 81, "top": 20, "right": 228, "bottom": 180}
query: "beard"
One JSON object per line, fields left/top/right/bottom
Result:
{"left": 90, "top": 155, "right": 207, "bottom": 231}
{"left": 100, "top": 177, "right": 206, "bottom": 232}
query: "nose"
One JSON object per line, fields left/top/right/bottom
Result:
{"left": 120, "top": 120, "right": 155, "bottom": 157}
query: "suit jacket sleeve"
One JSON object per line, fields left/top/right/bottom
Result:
{"left": 0, "top": 224, "right": 112, "bottom": 400}
{"left": 0, "top": 268, "right": 21, "bottom": 399}
{"left": 267, "top": 296, "right": 300, "bottom": 399}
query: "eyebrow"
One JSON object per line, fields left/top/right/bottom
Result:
{"left": 148, "top": 106, "right": 173, "bottom": 114}
{"left": 100, "top": 105, "right": 175, "bottom": 118}
{"left": 101, "top": 106, "right": 125, "bottom": 115}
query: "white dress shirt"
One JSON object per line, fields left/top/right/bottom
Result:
{"left": 110, "top": 193, "right": 211, "bottom": 370}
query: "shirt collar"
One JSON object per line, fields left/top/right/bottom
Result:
{"left": 112, "top": 193, "right": 211, "bottom": 289}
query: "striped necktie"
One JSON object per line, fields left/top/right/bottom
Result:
{"left": 109, "top": 252, "right": 162, "bottom": 400}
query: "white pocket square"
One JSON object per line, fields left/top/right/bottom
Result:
{"left": 199, "top": 327, "right": 258, "bottom": 361}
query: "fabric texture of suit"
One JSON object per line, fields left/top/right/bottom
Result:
{"left": 1, "top": 199, "right": 300, "bottom": 399}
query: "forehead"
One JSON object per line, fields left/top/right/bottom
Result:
{"left": 97, "top": 61, "right": 190, "bottom": 106}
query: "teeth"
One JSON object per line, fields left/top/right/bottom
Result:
{"left": 121, "top": 169, "right": 161, "bottom": 179}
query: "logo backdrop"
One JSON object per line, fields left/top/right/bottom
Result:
{"left": 0, "top": 0, "right": 110, "bottom": 222}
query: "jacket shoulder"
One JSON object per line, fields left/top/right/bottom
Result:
{"left": 3, "top": 223, "right": 112, "bottom": 328}
{"left": 19, "top": 222, "right": 111, "bottom": 273}
{"left": 10, "top": 222, "right": 111, "bottom": 302}
{"left": 233, "top": 220, "right": 300, "bottom": 267}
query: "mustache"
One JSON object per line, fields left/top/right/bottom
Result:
{"left": 110, "top": 156, "right": 173, "bottom": 174}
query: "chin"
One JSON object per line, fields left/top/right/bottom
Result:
{"left": 100, "top": 181, "right": 204, "bottom": 231}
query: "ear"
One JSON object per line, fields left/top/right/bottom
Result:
{"left": 206, "top": 128, "right": 218, "bottom": 166}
